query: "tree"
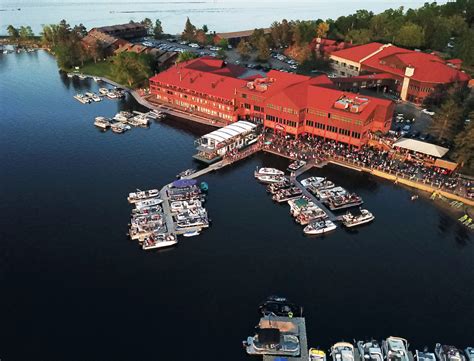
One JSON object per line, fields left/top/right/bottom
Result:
{"left": 236, "top": 39, "right": 252, "bottom": 61}
{"left": 195, "top": 29, "right": 207, "bottom": 44}
{"left": 395, "top": 23, "right": 424, "bottom": 48}
{"left": 111, "top": 52, "right": 153, "bottom": 87}
{"left": 202, "top": 24, "right": 208, "bottom": 33}
{"left": 280, "top": 19, "right": 292, "bottom": 47}
{"left": 72, "top": 23, "right": 87, "bottom": 37}
{"left": 345, "top": 29, "right": 372, "bottom": 44}
{"left": 424, "top": 17, "right": 451, "bottom": 50}
{"left": 182, "top": 17, "right": 196, "bottom": 41}
{"left": 256, "top": 37, "right": 270, "bottom": 62}
{"left": 141, "top": 18, "right": 153, "bottom": 34}
{"left": 153, "top": 19, "right": 163, "bottom": 39}
{"left": 452, "top": 117, "right": 474, "bottom": 173}
{"left": 18, "top": 26, "right": 34, "bottom": 41}
{"left": 217, "top": 48, "right": 226, "bottom": 59}
{"left": 6, "top": 25, "right": 19, "bottom": 40}
{"left": 270, "top": 21, "right": 282, "bottom": 47}
{"left": 217, "top": 38, "right": 229, "bottom": 49}
{"left": 455, "top": 28, "right": 474, "bottom": 66}
{"left": 88, "top": 39, "right": 105, "bottom": 63}
{"left": 316, "top": 22, "right": 329, "bottom": 38}
{"left": 429, "top": 98, "right": 463, "bottom": 141}
{"left": 250, "top": 28, "right": 265, "bottom": 49}
{"left": 176, "top": 51, "right": 198, "bottom": 63}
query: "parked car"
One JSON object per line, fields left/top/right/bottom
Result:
{"left": 209, "top": 46, "right": 220, "bottom": 51}
{"left": 402, "top": 125, "right": 411, "bottom": 132}
{"left": 289, "top": 65, "right": 298, "bottom": 69}
{"left": 189, "top": 43, "right": 200, "bottom": 48}
{"left": 422, "top": 108, "right": 435, "bottom": 116}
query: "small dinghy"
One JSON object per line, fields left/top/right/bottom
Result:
{"left": 183, "top": 230, "right": 200, "bottom": 237}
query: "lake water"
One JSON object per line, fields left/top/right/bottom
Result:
{"left": 1, "top": 0, "right": 448, "bottom": 35}
{"left": 0, "top": 51, "right": 472, "bottom": 360}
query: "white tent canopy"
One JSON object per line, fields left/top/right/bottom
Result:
{"left": 202, "top": 121, "right": 256, "bottom": 147}
{"left": 393, "top": 138, "right": 449, "bottom": 158}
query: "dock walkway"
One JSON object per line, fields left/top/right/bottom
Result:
{"left": 159, "top": 185, "right": 176, "bottom": 237}
{"left": 262, "top": 317, "right": 308, "bottom": 361}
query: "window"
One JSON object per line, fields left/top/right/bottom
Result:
{"left": 244, "top": 103, "right": 251, "bottom": 109}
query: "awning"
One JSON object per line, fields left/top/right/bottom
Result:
{"left": 172, "top": 179, "right": 197, "bottom": 188}
{"left": 434, "top": 159, "right": 458, "bottom": 171}
{"left": 393, "top": 138, "right": 449, "bottom": 158}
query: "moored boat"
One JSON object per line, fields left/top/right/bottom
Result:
{"left": 254, "top": 167, "right": 284, "bottom": 178}
{"left": 94, "top": 116, "right": 111, "bottom": 129}
{"left": 331, "top": 342, "right": 356, "bottom": 361}
{"left": 98, "top": 87, "right": 109, "bottom": 95}
{"left": 288, "top": 160, "right": 306, "bottom": 172}
{"left": 325, "top": 193, "right": 363, "bottom": 211}
{"left": 342, "top": 209, "right": 374, "bottom": 228}
{"left": 176, "top": 169, "right": 196, "bottom": 179}
{"left": 127, "top": 189, "right": 160, "bottom": 203}
{"left": 110, "top": 122, "right": 131, "bottom": 133}
{"left": 244, "top": 329, "right": 300, "bottom": 357}
{"left": 272, "top": 187, "right": 303, "bottom": 202}
{"left": 465, "top": 348, "right": 474, "bottom": 361}
{"left": 358, "top": 340, "right": 383, "bottom": 361}
{"left": 141, "top": 233, "right": 177, "bottom": 250}
{"left": 383, "top": 337, "right": 410, "bottom": 361}
{"left": 258, "top": 295, "right": 300, "bottom": 317}
{"left": 303, "top": 220, "right": 336, "bottom": 235}
{"left": 256, "top": 174, "right": 286, "bottom": 184}
{"left": 91, "top": 94, "right": 101, "bottom": 102}
{"left": 310, "top": 348, "right": 327, "bottom": 361}
{"left": 416, "top": 350, "right": 436, "bottom": 361}
{"left": 435, "top": 344, "right": 467, "bottom": 361}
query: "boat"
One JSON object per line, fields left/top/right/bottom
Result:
{"left": 288, "top": 160, "right": 306, "bottom": 172}
{"left": 176, "top": 169, "right": 196, "bottom": 179}
{"left": 307, "top": 179, "right": 335, "bottom": 193}
{"left": 416, "top": 350, "right": 436, "bottom": 361}
{"left": 176, "top": 218, "right": 208, "bottom": 229}
{"left": 98, "top": 87, "right": 109, "bottom": 95}
{"left": 301, "top": 177, "right": 325, "bottom": 187}
{"left": 135, "top": 198, "right": 163, "bottom": 210}
{"left": 92, "top": 76, "right": 101, "bottom": 82}
{"left": 85, "top": 92, "right": 94, "bottom": 97}
{"left": 146, "top": 110, "right": 165, "bottom": 120}
{"left": 296, "top": 207, "right": 328, "bottom": 225}
{"left": 254, "top": 167, "right": 284, "bottom": 178}
{"left": 170, "top": 199, "right": 202, "bottom": 212}
{"left": 303, "top": 220, "right": 336, "bottom": 235}
{"left": 91, "top": 94, "right": 101, "bottom": 102}
{"left": 141, "top": 234, "right": 177, "bottom": 250}
{"left": 310, "top": 348, "right": 327, "bottom": 361}
{"left": 200, "top": 182, "right": 209, "bottom": 192}
{"left": 183, "top": 230, "right": 200, "bottom": 237}
{"left": 383, "top": 337, "right": 410, "bottom": 361}
{"left": 78, "top": 74, "right": 87, "bottom": 80}
{"left": 316, "top": 186, "right": 346, "bottom": 201}
{"left": 465, "top": 348, "right": 474, "bottom": 361}
{"left": 256, "top": 174, "right": 287, "bottom": 184}
{"left": 342, "top": 209, "right": 374, "bottom": 228}
{"left": 258, "top": 295, "right": 300, "bottom": 317}
{"left": 111, "top": 122, "right": 131, "bottom": 133}
{"left": 267, "top": 180, "right": 291, "bottom": 194}
{"left": 435, "top": 344, "right": 467, "bottom": 361}
{"left": 127, "top": 189, "right": 160, "bottom": 203}
{"left": 66, "top": 72, "right": 74, "bottom": 78}
{"left": 244, "top": 329, "right": 300, "bottom": 357}
{"left": 358, "top": 340, "right": 384, "bottom": 361}
{"left": 325, "top": 193, "right": 363, "bottom": 211}
{"left": 73, "top": 94, "right": 91, "bottom": 104}
{"left": 272, "top": 187, "right": 303, "bottom": 202}
{"left": 113, "top": 111, "right": 133, "bottom": 123}
{"left": 331, "top": 342, "right": 356, "bottom": 361}
{"left": 94, "top": 116, "right": 111, "bottom": 129}
{"left": 107, "top": 91, "right": 118, "bottom": 99}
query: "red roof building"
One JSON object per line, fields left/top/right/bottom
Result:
{"left": 149, "top": 57, "right": 394, "bottom": 146}
{"left": 310, "top": 37, "right": 354, "bottom": 57}
{"left": 329, "top": 43, "right": 470, "bottom": 104}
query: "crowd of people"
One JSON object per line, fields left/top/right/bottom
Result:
{"left": 260, "top": 131, "right": 473, "bottom": 200}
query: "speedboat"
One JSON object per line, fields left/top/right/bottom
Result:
{"left": 267, "top": 180, "right": 291, "bottom": 194}
{"left": 254, "top": 167, "right": 284, "bottom": 178}
{"left": 170, "top": 199, "right": 202, "bottom": 212}
{"left": 244, "top": 328, "right": 300, "bottom": 356}
{"left": 342, "top": 209, "right": 374, "bottom": 228}
{"left": 107, "top": 91, "right": 118, "bottom": 99}
{"left": 416, "top": 350, "right": 436, "bottom": 361}
{"left": 141, "top": 234, "right": 177, "bottom": 250}
{"left": 98, "top": 87, "right": 109, "bottom": 95}
{"left": 128, "top": 189, "right": 159, "bottom": 203}
{"left": 256, "top": 174, "right": 286, "bottom": 184}
{"left": 113, "top": 111, "right": 133, "bottom": 122}
{"left": 331, "top": 342, "right": 356, "bottom": 361}
{"left": 78, "top": 74, "right": 87, "bottom": 80}
{"left": 91, "top": 94, "right": 101, "bottom": 102}
{"left": 66, "top": 72, "right": 74, "bottom": 78}
{"left": 92, "top": 76, "right": 101, "bottom": 82}
{"left": 183, "top": 230, "right": 200, "bottom": 237}
{"left": 316, "top": 186, "right": 346, "bottom": 201}
{"left": 325, "top": 193, "right": 363, "bottom": 210}
{"left": 301, "top": 177, "right": 324, "bottom": 187}
{"left": 272, "top": 187, "right": 303, "bottom": 203}
{"left": 304, "top": 220, "right": 336, "bottom": 235}
{"left": 258, "top": 295, "right": 300, "bottom": 317}
{"left": 288, "top": 160, "right": 306, "bottom": 172}
{"left": 383, "top": 337, "right": 410, "bottom": 361}
{"left": 465, "top": 348, "right": 474, "bottom": 361}
{"left": 176, "top": 169, "right": 196, "bottom": 179}
{"left": 435, "top": 344, "right": 467, "bottom": 361}
{"left": 135, "top": 197, "right": 163, "bottom": 210}
{"left": 358, "top": 340, "right": 383, "bottom": 361}
{"left": 129, "top": 113, "right": 149, "bottom": 126}
{"left": 146, "top": 110, "right": 165, "bottom": 120}
{"left": 94, "top": 116, "right": 111, "bottom": 129}
{"left": 310, "top": 348, "right": 327, "bottom": 361}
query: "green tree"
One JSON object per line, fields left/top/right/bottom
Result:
{"left": 18, "top": 26, "right": 34, "bottom": 41}
{"left": 316, "top": 22, "right": 329, "bottom": 38}
{"left": 452, "top": 119, "right": 474, "bottom": 173}
{"left": 237, "top": 39, "right": 252, "bottom": 61}
{"left": 202, "top": 24, "right": 208, "bottom": 33}
{"left": 88, "top": 39, "right": 105, "bottom": 63}
{"left": 395, "top": 23, "right": 424, "bottom": 48}
{"left": 6, "top": 25, "right": 19, "bottom": 40}
{"left": 141, "top": 18, "right": 153, "bottom": 34}
{"left": 182, "top": 17, "right": 196, "bottom": 41}
{"left": 217, "top": 48, "right": 227, "bottom": 59}
{"left": 217, "top": 38, "right": 229, "bottom": 49}
{"left": 153, "top": 19, "right": 163, "bottom": 39}
{"left": 250, "top": 28, "right": 265, "bottom": 49}
{"left": 176, "top": 51, "right": 198, "bottom": 63}
{"left": 429, "top": 98, "right": 463, "bottom": 141}
{"left": 111, "top": 52, "right": 153, "bottom": 87}
{"left": 455, "top": 28, "right": 474, "bottom": 66}
{"left": 72, "top": 23, "right": 87, "bottom": 37}
{"left": 424, "top": 17, "right": 451, "bottom": 50}
{"left": 256, "top": 37, "right": 270, "bottom": 62}
{"left": 345, "top": 29, "right": 372, "bottom": 44}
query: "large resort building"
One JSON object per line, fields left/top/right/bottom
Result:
{"left": 149, "top": 57, "right": 395, "bottom": 147}
{"left": 329, "top": 42, "right": 470, "bottom": 104}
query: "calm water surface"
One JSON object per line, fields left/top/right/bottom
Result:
{"left": 0, "top": 51, "right": 473, "bottom": 361}
{"left": 1, "top": 0, "right": 449, "bottom": 35}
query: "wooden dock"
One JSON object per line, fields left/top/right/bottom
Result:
{"left": 262, "top": 317, "right": 308, "bottom": 361}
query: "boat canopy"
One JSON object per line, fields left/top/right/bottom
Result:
{"left": 294, "top": 198, "right": 308, "bottom": 208}
{"left": 392, "top": 138, "right": 449, "bottom": 158}
{"left": 257, "top": 328, "right": 280, "bottom": 344}
{"left": 172, "top": 179, "right": 197, "bottom": 188}
{"left": 199, "top": 121, "right": 257, "bottom": 148}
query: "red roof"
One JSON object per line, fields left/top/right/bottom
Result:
{"left": 331, "top": 42, "right": 470, "bottom": 84}
{"left": 150, "top": 57, "right": 247, "bottom": 99}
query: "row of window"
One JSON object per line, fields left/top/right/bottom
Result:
{"left": 266, "top": 115, "right": 297, "bottom": 128}
{"left": 304, "top": 120, "right": 361, "bottom": 138}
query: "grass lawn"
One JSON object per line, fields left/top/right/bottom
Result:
{"left": 79, "top": 60, "right": 116, "bottom": 80}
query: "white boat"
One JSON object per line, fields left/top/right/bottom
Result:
{"left": 331, "top": 342, "right": 356, "bottom": 361}
{"left": 170, "top": 199, "right": 202, "bottom": 212}
{"left": 98, "top": 87, "right": 109, "bottom": 95}
{"left": 435, "top": 344, "right": 467, "bottom": 361}
{"left": 128, "top": 189, "right": 160, "bottom": 203}
{"left": 85, "top": 92, "right": 94, "bottom": 97}
{"left": 301, "top": 177, "right": 325, "bottom": 187}
{"left": 92, "top": 94, "right": 101, "bottom": 102}
{"left": 316, "top": 186, "right": 346, "bottom": 201}
{"left": 135, "top": 197, "right": 163, "bottom": 210}
{"left": 183, "top": 230, "right": 200, "bottom": 237}
{"left": 310, "top": 348, "right": 327, "bottom": 361}
{"left": 358, "top": 340, "right": 383, "bottom": 361}
{"left": 304, "top": 220, "right": 336, "bottom": 235}
{"left": 94, "top": 116, "right": 111, "bottom": 129}
{"left": 110, "top": 122, "right": 131, "bottom": 133}
{"left": 92, "top": 76, "right": 101, "bottom": 82}
{"left": 66, "top": 72, "right": 74, "bottom": 78}
{"left": 78, "top": 74, "right": 87, "bottom": 80}
{"left": 107, "top": 91, "right": 118, "bottom": 99}
{"left": 416, "top": 350, "right": 436, "bottom": 361}
{"left": 129, "top": 113, "right": 149, "bottom": 126}
{"left": 256, "top": 175, "right": 286, "bottom": 184}
{"left": 465, "top": 348, "right": 474, "bottom": 361}
{"left": 254, "top": 167, "right": 284, "bottom": 177}
{"left": 146, "top": 110, "right": 165, "bottom": 120}
{"left": 383, "top": 337, "right": 410, "bottom": 361}
{"left": 113, "top": 111, "right": 133, "bottom": 122}
{"left": 342, "top": 209, "right": 374, "bottom": 228}
{"left": 142, "top": 234, "right": 177, "bottom": 250}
